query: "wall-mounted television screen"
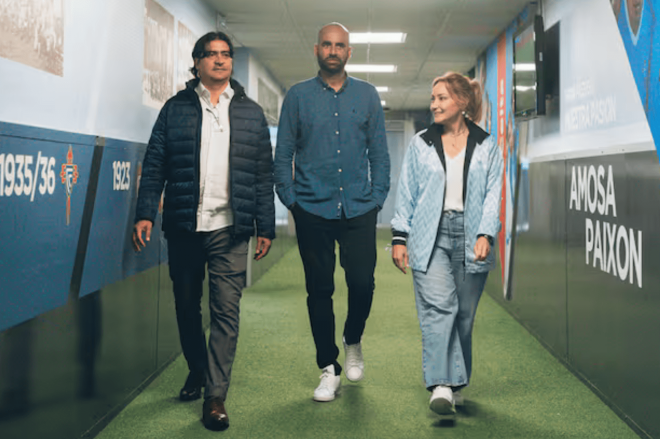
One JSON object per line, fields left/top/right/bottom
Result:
{"left": 513, "top": 15, "right": 545, "bottom": 119}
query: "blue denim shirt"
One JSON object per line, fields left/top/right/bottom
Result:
{"left": 274, "top": 75, "right": 390, "bottom": 219}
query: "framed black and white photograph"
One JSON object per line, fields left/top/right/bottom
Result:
{"left": 143, "top": 0, "right": 174, "bottom": 109}
{"left": 0, "top": 0, "right": 64, "bottom": 76}
{"left": 176, "top": 21, "right": 196, "bottom": 93}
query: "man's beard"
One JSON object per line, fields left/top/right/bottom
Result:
{"left": 318, "top": 54, "right": 346, "bottom": 74}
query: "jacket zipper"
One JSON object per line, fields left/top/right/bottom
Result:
{"left": 227, "top": 93, "right": 237, "bottom": 237}
{"left": 228, "top": 84, "right": 247, "bottom": 238}
{"left": 193, "top": 92, "right": 203, "bottom": 232}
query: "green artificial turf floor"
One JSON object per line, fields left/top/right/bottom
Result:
{"left": 96, "top": 238, "right": 638, "bottom": 439}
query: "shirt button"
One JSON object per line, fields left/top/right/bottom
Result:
{"left": 340, "top": 187, "right": 343, "bottom": 191}
{"left": 334, "top": 95, "right": 337, "bottom": 98}
{"left": 334, "top": 112, "right": 338, "bottom": 116}
{"left": 339, "top": 169, "right": 342, "bottom": 172}
{"left": 337, "top": 150, "right": 341, "bottom": 153}
{"left": 335, "top": 131, "right": 339, "bottom": 135}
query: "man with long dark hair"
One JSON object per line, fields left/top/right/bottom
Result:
{"left": 133, "top": 31, "right": 275, "bottom": 431}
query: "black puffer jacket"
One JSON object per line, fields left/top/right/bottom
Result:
{"left": 135, "top": 78, "right": 275, "bottom": 240}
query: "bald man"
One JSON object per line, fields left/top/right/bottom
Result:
{"left": 274, "top": 22, "right": 390, "bottom": 402}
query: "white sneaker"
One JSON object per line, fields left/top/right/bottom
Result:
{"left": 429, "top": 386, "right": 455, "bottom": 415}
{"left": 343, "top": 337, "right": 364, "bottom": 382}
{"left": 313, "top": 365, "right": 341, "bottom": 402}
{"left": 453, "top": 391, "right": 464, "bottom": 406}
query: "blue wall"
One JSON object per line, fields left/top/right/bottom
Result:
{"left": 0, "top": 120, "right": 295, "bottom": 439}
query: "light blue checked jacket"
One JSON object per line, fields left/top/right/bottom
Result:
{"left": 391, "top": 122, "right": 503, "bottom": 273}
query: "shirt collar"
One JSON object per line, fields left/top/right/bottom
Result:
{"left": 316, "top": 72, "right": 349, "bottom": 93}
{"left": 195, "top": 81, "right": 234, "bottom": 106}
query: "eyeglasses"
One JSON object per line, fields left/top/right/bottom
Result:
{"left": 200, "top": 50, "right": 232, "bottom": 60}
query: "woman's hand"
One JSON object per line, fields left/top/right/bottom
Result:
{"left": 392, "top": 244, "right": 409, "bottom": 274}
{"left": 473, "top": 236, "right": 491, "bottom": 262}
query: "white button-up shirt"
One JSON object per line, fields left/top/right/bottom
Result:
{"left": 195, "top": 81, "right": 234, "bottom": 232}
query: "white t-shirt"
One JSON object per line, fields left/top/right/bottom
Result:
{"left": 443, "top": 147, "right": 465, "bottom": 212}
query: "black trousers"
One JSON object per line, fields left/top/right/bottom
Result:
{"left": 167, "top": 227, "right": 248, "bottom": 401}
{"left": 292, "top": 206, "right": 378, "bottom": 371}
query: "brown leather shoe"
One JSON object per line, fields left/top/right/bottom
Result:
{"left": 202, "top": 397, "right": 229, "bottom": 431}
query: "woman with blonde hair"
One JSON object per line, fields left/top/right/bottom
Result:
{"left": 391, "top": 72, "right": 503, "bottom": 415}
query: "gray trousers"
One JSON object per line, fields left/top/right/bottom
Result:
{"left": 167, "top": 227, "right": 248, "bottom": 401}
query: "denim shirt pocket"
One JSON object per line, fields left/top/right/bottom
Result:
{"left": 349, "top": 107, "right": 370, "bottom": 131}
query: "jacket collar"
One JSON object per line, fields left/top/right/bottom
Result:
{"left": 420, "top": 118, "right": 489, "bottom": 149}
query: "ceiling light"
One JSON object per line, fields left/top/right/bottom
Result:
{"left": 350, "top": 33, "right": 407, "bottom": 44}
{"left": 375, "top": 86, "right": 389, "bottom": 93}
{"left": 381, "top": 100, "right": 387, "bottom": 106}
{"left": 345, "top": 64, "right": 397, "bottom": 73}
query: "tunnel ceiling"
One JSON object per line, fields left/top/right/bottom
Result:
{"left": 203, "top": 0, "right": 532, "bottom": 111}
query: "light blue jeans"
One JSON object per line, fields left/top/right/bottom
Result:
{"left": 412, "top": 211, "right": 488, "bottom": 390}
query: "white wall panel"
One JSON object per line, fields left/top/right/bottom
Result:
{"left": 0, "top": 0, "right": 215, "bottom": 143}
